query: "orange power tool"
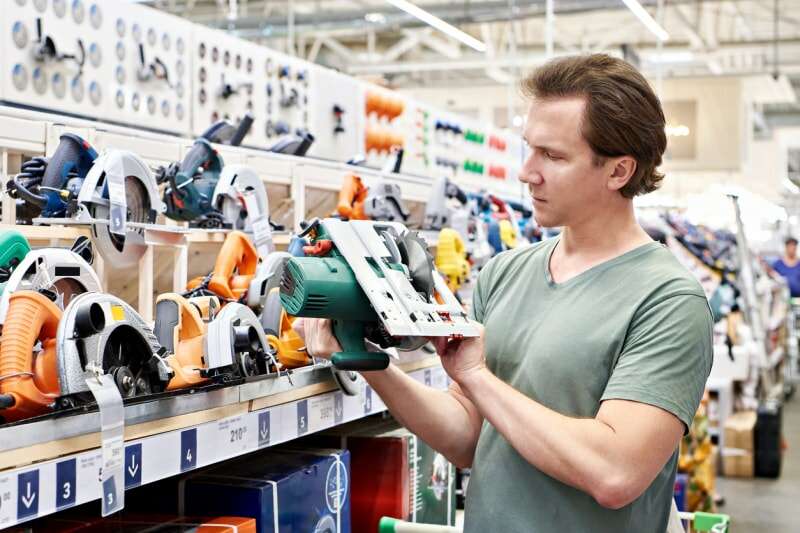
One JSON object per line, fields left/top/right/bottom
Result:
{"left": 336, "top": 173, "right": 369, "bottom": 221}
{"left": 0, "top": 291, "right": 62, "bottom": 422}
{"left": 261, "top": 287, "right": 310, "bottom": 369}
{"left": 155, "top": 293, "right": 217, "bottom": 390}
{"left": 187, "top": 231, "right": 259, "bottom": 301}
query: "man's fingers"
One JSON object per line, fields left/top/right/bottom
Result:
{"left": 292, "top": 317, "right": 306, "bottom": 339}
{"left": 430, "top": 337, "right": 447, "bottom": 356}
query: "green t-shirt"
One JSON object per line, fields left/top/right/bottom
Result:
{"left": 464, "top": 237, "right": 713, "bottom": 533}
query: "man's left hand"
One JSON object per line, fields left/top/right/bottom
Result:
{"left": 431, "top": 322, "right": 487, "bottom": 386}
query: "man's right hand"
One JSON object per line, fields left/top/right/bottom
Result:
{"left": 292, "top": 318, "right": 343, "bottom": 359}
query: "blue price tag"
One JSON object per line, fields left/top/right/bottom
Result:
{"left": 17, "top": 470, "right": 39, "bottom": 521}
{"left": 258, "top": 411, "right": 271, "bottom": 447}
{"left": 56, "top": 459, "right": 77, "bottom": 509}
{"left": 181, "top": 429, "right": 197, "bottom": 472}
{"left": 125, "top": 444, "right": 143, "bottom": 488}
{"left": 334, "top": 392, "right": 344, "bottom": 425}
{"left": 297, "top": 399, "right": 308, "bottom": 435}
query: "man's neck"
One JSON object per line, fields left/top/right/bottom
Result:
{"left": 559, "top": 200, "right": 650, "bottom": 259}
{"left": 785, "top": 255, "right": 798, "bottom": 266}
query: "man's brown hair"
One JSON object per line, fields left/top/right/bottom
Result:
{"left": 521, "top": 54, "right": 667, "bottom": 198}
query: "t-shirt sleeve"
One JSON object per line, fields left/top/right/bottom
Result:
{"left": 601, "top": 293, "right": 713, "bottom": 431}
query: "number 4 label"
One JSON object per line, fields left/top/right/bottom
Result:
{"left": 181, "top": 429, "right": 197, "bottom": 472}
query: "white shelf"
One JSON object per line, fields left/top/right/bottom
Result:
{"left": 0, "top": 362, "right": 448, "bottom": 530}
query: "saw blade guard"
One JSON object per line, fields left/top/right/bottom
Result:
{"left": 80, "top": 150, "right": 162, "bottom": 269}
{"left": 0, "top": 248, "right": 102, "bottom": 327}
{"left": 248, "top": 251, "right": 292, "bottom": 311}
{"left": 363, "top": 180, "right": 410, "bottom": 222}
{"left": 204, "top": 303, "right": 274, "bottom": 379}
{"left": 0, "top": 290, "right": 62, "bottom": 422}
{"left": 211, "top": 165, "right": 270, "bottom": 233}
{"left": 155, "top": 293, "right": 211, "bottom": 391}
{"left": 56, "top": 292, "right": 173, "bottom": 398}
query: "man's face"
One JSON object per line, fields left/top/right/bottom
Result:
{"left": 518, "top": 97, "right": 618, "bottom": 228}
{"left": 787, "top": 241, "right": 797, "bottom": 258}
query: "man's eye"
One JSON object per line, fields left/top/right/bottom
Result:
{"left": 546, "top": 151, "right": 560, "bottom": 160}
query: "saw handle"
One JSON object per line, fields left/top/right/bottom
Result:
{"left": 330, "top": 320, "right": 390, "bottom": 371}
{"left": 0, "top": 291, "right": 62, "bottom": 421}
{"left": 208, "top": 231, "right": 258, "bottom": 300}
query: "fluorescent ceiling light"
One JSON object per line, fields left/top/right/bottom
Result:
{"left": 365, "top": 12, "right": 387, "bottom": 24}
{"left": 621, "top": 0, "right": 669, "bottom": 41}
{"left": 385, "top": 0, "right": 487, "bottom": 53}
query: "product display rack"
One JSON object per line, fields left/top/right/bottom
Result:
{"left": 0, "top": 103, "right": 479, "bottom": 530}
{"left": 0, "top": 355, "right": 448, "bottom": 529}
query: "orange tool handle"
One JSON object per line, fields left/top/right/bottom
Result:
{"left": 0, "top": 290, "right": 62, "bottom": 421}
{"left": 208, "top": 231, "right": 259, "bottom": 300}
{"left": 337, "top": 174, "right": 368, "bottom": 220}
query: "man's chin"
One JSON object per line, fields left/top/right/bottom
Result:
{"left": 533, "top": 212, "right": 559, "bottom": 229}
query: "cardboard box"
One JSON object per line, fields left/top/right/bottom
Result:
{"left": 183, "top": 449, "right": 350, "bottom": 533}
{"left": 721, "top": 448, "right": 754, "bottom": 478}
{"left": 310, "top": 420, "right": 456, "bottom": 533}
{"left": 723, "top": 410, "right": 756, "bottom": 451}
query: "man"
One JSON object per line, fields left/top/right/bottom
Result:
{"left": 296, "top": 54, "right": 712, "bottom": 532}
{"left": 772, "top": 237, "right": 800, "bottom": 297}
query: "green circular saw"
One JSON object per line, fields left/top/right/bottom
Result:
{"left": 280, "top": 218, "right": 478, "bottom": 371}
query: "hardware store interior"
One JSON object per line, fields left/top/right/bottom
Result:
{"left": 1, "top": 0, "right": 800, "bottom": 531}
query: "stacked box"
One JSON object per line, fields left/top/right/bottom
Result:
{"left": 722, "top": 410, "right": 756, "bottom": 477}
{"left": 311, "top": 420, "right": 456, "bottom": 533}
{"left": 182, "top": 449, "right": 350, "bottom": 533}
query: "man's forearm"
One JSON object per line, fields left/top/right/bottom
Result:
{"left": 362, "top": 364, "right": 482, "bottom": 468}
{"left": 457, "top": 367, "right": 630, "bottom": 505}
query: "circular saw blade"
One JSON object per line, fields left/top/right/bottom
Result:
{"left": 396, "top": 231, "right": 436, "bottom": 301}
{"left": 90, "top": 176, "right": 150, "bottom": 269}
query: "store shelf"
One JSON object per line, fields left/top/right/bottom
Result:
{"left": 0, "top": 224, "right": 91, "bottom": 243}
{"left": 0, "top": 357, "right": 447, "bottom": 530}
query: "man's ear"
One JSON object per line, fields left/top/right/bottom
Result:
{"left": 607, "top": 156, "right": 637, "bottom": 192}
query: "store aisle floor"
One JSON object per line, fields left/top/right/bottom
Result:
{"left": 717, "top": 396, "right": 800, "bottom": 532}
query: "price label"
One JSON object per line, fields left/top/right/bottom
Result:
{"left": 106, "top": 165, "right": 127, "bottom": 236}
{"left": 86, "top": 374, "right": 124, "bottom": 517}
{"left": 216, "top": 416, "right": 250, "bottom": 456}
{"left": 102, "top": 476, "right": 122, "bottom": 515}
{"left": 180, "top": 429, "right": 197, "bottom": 472}
{"left": 16, "top": 470, "right": 39, "bottom": 521}
{"left": 258, "top": 411, "right": 271, "bottom": 447}
{"left": 56, "top": 459, "right": 77, "bottom": 509}
{"left": 334, "top": 393, "right": 344, "bottom": 425}
{"left": 297, "top": 399, "right": 308, "bottom": 436}
{"left": 364, "top": 386, "right": 373, "bottom": 414}
{"left": 124, "top": 444, "right": 142, "bottom": 489}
